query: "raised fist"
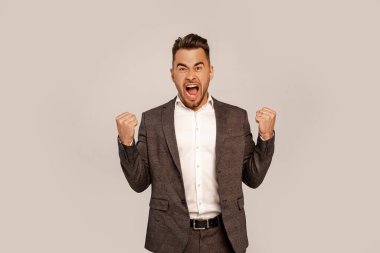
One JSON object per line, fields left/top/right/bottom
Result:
{"left": 255, "top": 107, "right": 276, "bottom": 141}
{"left": 115, "top": 112, "right": 138, "bottom": 145}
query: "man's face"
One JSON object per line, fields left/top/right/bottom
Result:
{"left": 171, "top": 48, "right": 214, "bottom": 111}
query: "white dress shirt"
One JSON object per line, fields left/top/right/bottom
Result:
{"left": 174, "top": 95, "right": 221, "bottom": 219}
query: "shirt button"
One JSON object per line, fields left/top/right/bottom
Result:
{"left": 197, "top": 184, "right": 200, "bottom": 187}
{"left": 197, "top": 165, "right": 199, "bottom": 168}
{"left": 199, "top": 202, "right": 202, "bottom": 206}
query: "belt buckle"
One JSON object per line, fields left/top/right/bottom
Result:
{"left": 193, "top": 219, "right": 209, "bottom": 230}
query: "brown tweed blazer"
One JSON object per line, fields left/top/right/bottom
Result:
{"left": 118, "top": 97, "right": 275, "bottom": 253}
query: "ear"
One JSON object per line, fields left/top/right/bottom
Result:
{"left": 209, "top": 65, "right": 214, "bottom": 80}
{"left": 170, "top": 68, "right": 174, "bottom": 81}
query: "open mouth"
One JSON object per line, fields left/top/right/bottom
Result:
{"left": 185, "top": 84, "right": 199, "bottom": 97}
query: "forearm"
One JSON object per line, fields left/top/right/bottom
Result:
{"left": 118, "top": 140, "right": 151, "bottom": 192}
{"left": 241, "top": 109, "right": 275, "bottom": 188}
{"left": 117, "top": 113, "right": 151, "bottom": 193}
{"left": 242, "top": 134, "right": 275, "bottom": 188}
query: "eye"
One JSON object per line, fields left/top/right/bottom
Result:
{"left": 195, "top": 66, "right": 203, "bottom": 71}
{"left": 178, "top": 67, "right": 187, "bottom": 71}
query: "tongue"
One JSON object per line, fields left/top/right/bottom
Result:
{"left": 188, "top": 87, "right": 198, "bottom": 95}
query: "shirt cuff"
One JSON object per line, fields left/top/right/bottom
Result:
{"left": 118, "top": 136, "right": 134, "bottom": 146}
{"left": 259, "top": 131, "right": 275, "bottom": 141}
{"left": 257, "top": 131, "right": 275, "bottom": 153}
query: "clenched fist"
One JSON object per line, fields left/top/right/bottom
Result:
{"left": 255, "top": 107, "right": 276, "bottom": 141}
{"left": 115, "top": 112, "right": 138, "bottom": 146}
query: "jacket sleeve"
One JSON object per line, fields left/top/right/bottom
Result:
{"left": 242, "top": 111, "right": 275, "bottom": 188}
{"left": 117, "top": 112, "right": 151, "bottom": 193}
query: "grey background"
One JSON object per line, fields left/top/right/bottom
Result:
{"left": 1, "top": 0, "right": 379, "bottom": 252}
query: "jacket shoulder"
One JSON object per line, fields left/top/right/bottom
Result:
{"left": 142, "top": 97, "right": 175, "bottom": 116}
{"left": 213, "top": 98, "right": 248, "bottom": 117}
{"left": 140, "top": 97, "right": 176, "bottom": 127}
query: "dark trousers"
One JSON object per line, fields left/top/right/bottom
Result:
{"left": 184, "top": 221, "right": 236, "bottom": 253}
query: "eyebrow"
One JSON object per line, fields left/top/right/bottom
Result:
{"left": 176, "top": 63, "right": 188, "bottom": 68}
{"left": 176, "top": 62, "right": 205, "bottom": 68}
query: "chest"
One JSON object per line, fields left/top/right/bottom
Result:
{"left": 174, "top": 110, "right": 216, "bottom": 153}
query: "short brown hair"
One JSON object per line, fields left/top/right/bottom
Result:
{"left": 172, "top": 33, "right": 210, "bottom": 63}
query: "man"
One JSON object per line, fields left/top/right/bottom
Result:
{"left": 115, "top": 34, "right": 276, "bottom": 253}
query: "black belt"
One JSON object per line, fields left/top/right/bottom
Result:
{"left": 190, "top": 215, "right": 221, "bottom": 230}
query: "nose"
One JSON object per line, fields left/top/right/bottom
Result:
{"left": 185, "top": 68, "right": 196, "bottom": 81}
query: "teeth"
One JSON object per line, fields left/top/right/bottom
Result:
{"left": 186, "top": 84, "right": 198, "bottom": 88}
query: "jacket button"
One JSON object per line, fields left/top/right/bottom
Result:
{"left": 181, "top": 199, "right": 186, "bottom": 204}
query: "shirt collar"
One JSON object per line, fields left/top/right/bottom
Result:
{"left": 175, "top": 94, "right": 214, "bottom": 110}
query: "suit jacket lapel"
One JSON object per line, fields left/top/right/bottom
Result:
{"left": 161, "top": 96, "right": 227, "bottom": 176}
{"left": 162, "top": 97, "right": 183, "bottom": 176}
{"left": 213, "top": 97, "right": 227, "bottom": 169}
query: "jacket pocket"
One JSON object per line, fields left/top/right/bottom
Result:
{"left": 149, "top": 198, "right": 169, "bottom": 211}
{"left": 237, "top": 196, "right": 244, "bottom": 210}
{"left": 225, "top": 131, "right": 245, "bottom": 139}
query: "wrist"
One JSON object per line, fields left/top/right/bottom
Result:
{"left": 118, "top": 136, "right": 133, "bottom": 146}
{"left": 259, "top": 131, "right": 274, "bottom": 141}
